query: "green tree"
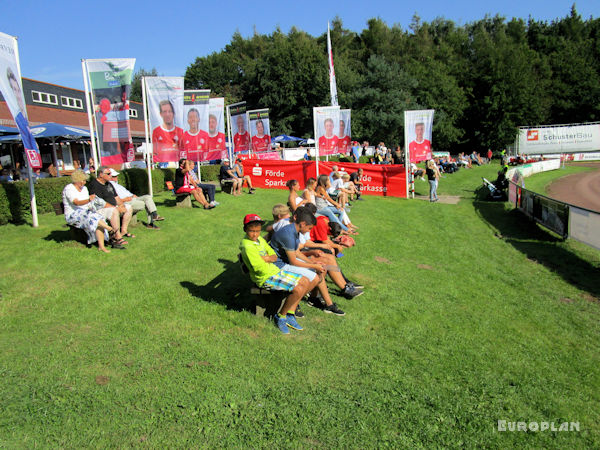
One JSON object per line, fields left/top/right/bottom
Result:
{"left": 130, "top": 67, "right": 158, "bottom": 103}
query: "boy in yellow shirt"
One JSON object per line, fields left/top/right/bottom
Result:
{"left": 240, "top": 214, "right": 317, "bottom": 334}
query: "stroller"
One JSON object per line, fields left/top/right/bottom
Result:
{"left": 482, "top": 177, "right": 507, "bottom": 201}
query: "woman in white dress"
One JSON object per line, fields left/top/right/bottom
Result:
{"left": 61, "top": 170, "right": 116, "bottom": 253}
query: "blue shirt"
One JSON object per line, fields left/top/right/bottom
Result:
{"left": 269, "top": 223, "right": 299, "bottom": 268}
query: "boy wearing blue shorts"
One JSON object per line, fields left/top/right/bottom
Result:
{"left": 240, "top": 214, "right": 318, "bottom": 334}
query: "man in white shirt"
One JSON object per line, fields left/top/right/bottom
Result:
{"left": 109, "top": 169, "right": 164, "bottom": 229}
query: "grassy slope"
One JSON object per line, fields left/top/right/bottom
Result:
{"left": 0, "top": 164, "right": 599, "bottom": 448}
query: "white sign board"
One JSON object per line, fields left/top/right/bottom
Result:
{"left": 518, "top": 124, "right": 600, "bottom": 154}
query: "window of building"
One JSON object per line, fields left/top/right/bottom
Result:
{"left": 61, "top": 96, "right": 83, "bottom": 109}
{"left": 128, "top": 108, "right": 138, "bottom": 118}
{"left": 31, "top": 90, "right": 58, "bottom": 105}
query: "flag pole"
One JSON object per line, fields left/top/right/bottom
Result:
{"left": 81, "top": 59, "right": 99, "bottom": 175}
{"left": 14, "top": 35, "right": 38, "bottom": 227}
{"left": 141, "top": 77, "right": 153, "bottom": 196}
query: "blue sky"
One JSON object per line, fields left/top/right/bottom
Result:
{"left": 3, "top": 0, "right": 598, "bottom": 91}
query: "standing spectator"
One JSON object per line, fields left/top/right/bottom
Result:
{"left": 487, "top": 149, "right": 493, "bottom": 164}
{"left": 302, "top": 146, "right": 311, "bottom": 161}
{"left": 426, "top": 160, "right": 440, "bottom": 202}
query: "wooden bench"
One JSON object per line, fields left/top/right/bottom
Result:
{"left": 237, "top": 253, "right": 286, "bottom": 317}
{"left": 165, "top": 181, "right": 192, "bottom": 208}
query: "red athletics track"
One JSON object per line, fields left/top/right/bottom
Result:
{"left": 547, "top": 162, "right": 600, "bottom": 212}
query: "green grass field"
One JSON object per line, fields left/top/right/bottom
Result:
{"left": 1, "top": 163, "right": 599, "bottom": 448}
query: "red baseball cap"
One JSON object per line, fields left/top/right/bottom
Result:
{"left": 243, "top": 214, "right": 264, "bottom": 226}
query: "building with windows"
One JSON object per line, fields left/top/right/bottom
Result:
{"left": 0, "top": 77, "right": 145, "bottom": 172}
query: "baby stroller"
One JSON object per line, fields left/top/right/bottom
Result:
{"left": 481, "top": 177, "right": 507, "bottom": 201}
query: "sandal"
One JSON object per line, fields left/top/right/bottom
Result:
{"left": 123, "top": 233, "right": 136, "bottom": 238}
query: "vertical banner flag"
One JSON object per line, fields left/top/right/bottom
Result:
{"left": 337, "top": 109, "right": 351, "bottom": 154}
{"left": 248, "top": 108, "right": 271, "bottom": 153}
{"left": 229, "top": 102, "right": 250, "bottom": 153}
{"left": 146, "top": 76, "right": 184, "bottom": 164}
{"left": 313, "top": 105, "right": 340, "bottom": 157}
{"left": 405, "top": 109, "right": 434, "bottom": 163}
{"left": 182, "top": 89, "right": 210, "bottom": 162}
{"left": 327, "top": 22, "right": 338, "bottom": 107}
{"left": 206, "top": 97, "right": 226, "bottom": 160}
{"left": 0, "top": 32, "right": 41, "bottom": 169}
{"left": 85, "top": 58, "right": 136, "bottom": 165}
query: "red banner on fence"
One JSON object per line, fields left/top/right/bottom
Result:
{"left": 241, "top": 160, "right": 407, "bottom": 197}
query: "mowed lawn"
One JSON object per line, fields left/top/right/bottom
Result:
{"left": 0, "top": 163, "right": 599, "bottom": 448}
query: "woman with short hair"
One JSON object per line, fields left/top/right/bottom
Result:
{"left": 62, "top": 170, "right": 117, "bottom": 252}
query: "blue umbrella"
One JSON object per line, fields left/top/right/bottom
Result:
{"left": 272, "top": 134, "right": 303, "bottom": 143}
{"left": 0, "top": 125, "right": 19, "bottom": 135}
{"left": 0, "top": 122, "right": 90, "bottom": 142}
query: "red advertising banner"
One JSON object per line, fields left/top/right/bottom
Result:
{"left": 241, "top": 160, "right": 407, "bottom": 197}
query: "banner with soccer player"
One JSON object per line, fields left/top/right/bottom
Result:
{"left": 145, "top": 76, "right": 184, "bottom": 163}
{"left": 248, "top": 108, "right": 271, "bottom": 154}
{"left": 404, "top": 109, "right": 434, "bottom": 163}
{"left": 337, "top": 109, "right": 351, "bottom": 154}
{"left": 229, "top": 102, "right": 250, "bottom": 153}
{"left": 181, "top": 89, "right": 210, "bottom": 162}
{"left": 204, "top": 97, "right": 226, "bottom": 161}
{"left": 313, "top": 105, "right": 340, "bottom": 157}
{"left": 84, "top": 58, "right": 136, "bottom": 165}
{"left": 0, "top": 32, "right": 41, "bottom": 169}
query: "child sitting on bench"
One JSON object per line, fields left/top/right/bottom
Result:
{"left": 240, "top": 214, "right": 317, "bottom": 334}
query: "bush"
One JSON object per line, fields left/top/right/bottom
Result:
{"left": 0, "top": 165, "right": 225, "bottom": 225}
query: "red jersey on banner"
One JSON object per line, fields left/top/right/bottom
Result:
{"left": 409, "top": 139, "right": 432, "bottom": 163}
{"left": 152, "top": 125, "right": 184, "bottom": 162}
{"left": 207, "top": 132, "right": 226, "bottom": 150}
{"left": 234, "top": 131, "right": 251, "bottom": 152}
{"left": 319, "top": 135, "right": 339, "bottom": 154}
{"left": 183, "top": 130, "right": 209, "bottom": 161}
{"left": 337, "top": 136, "right": 351, "bottom": 153}
{"left": 252, "top": 135, "right": 271, "bottom": 152}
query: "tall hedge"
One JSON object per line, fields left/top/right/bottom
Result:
{"left": 0, "top": 165, "right": 223, "bottom": 225}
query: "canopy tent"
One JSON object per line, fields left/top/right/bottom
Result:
{"left": 0, "top": 125, "right": 19, "bottom": 135}
{"left": 0, "top": 123, "right": 91, "bottom": 176}
{"left": 272, "top": 134, "right": 304, "bottom": 143}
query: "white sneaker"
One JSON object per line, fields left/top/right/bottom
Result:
{"left": 213, "top": 201, "right": 220, "bottom": 206}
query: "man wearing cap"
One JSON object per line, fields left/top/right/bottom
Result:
{"left": 108, "top": 169, "right": 165, "bottom": 229}
{"left": 219, "top": 158, "right": 242, "bottom": 195}
{"left": 240, "top": 213, "right": 318, "bottom": 334}
{"left": 233, "top": 157, "right": 255, "bottom": 194}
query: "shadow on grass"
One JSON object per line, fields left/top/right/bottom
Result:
{"left": 474, "top": 201, "right": 600, "bottom": 299}
{"left": 180, "top": 258, "right": 257, "bottom": 313}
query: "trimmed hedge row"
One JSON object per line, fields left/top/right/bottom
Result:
{"left": 0, "top": 165, "right": 222, "bottom": 225}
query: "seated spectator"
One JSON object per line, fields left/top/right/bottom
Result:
{"left": 286, "top": 179, "right": 308, "bottom": 212}
{"left": 410, "top": 162, "right": 425, "bottom": 181}
{"left": 0, "top": 168, "right": 13, "bottom": 182}
{"left": 302, "top": 177, "right": 317, "bottom": 206}
{"left": 341, "top": 173, "right": 359, "bottom": 201}
{"left": 108, "top": 168, "right": 165, "bottom": 229}
{"left": 296, "top": 205, "right": 363, "bottom": 295}
{"left": 233, "top": 157, "right": 255, "bottom": 194}
{"left": 88, "top": 165, "right": 133, "bottom": 243}
{"left": 263, "top": 203, "right": 292, "bottom": 242}
{"left": 175, "top": 158, "right": 214, "bottom": 209}
{"left": 470, "top": 151, "right": 481, "bottom": 166}
{"left": 219, "top": 158, "right": 242, "bottom": 195}
{"left": 189, "top": 161, "right": 219, "bottom": 207}
{"left": 349, "top": 169, "right": 364, "bottom": 201}
{"left": 240, "top": 214, "right": 318, "bottom": 334}
{"left": 62, "top": 170, "right": 119, "bottom": 252}
{"left": 314, "top": 174, "right": 350, "bottom": 232}
{"left": 494, "top": 166, "right": 509, "bottom": 190}
{"left": 328, "top": 171, "right": 351, "bottom": 207}
{"left": 269, "top": 208, "right": 348, "bottom": 316}
{"left": 328, "top": 165, "right": 338, "bottom": 185}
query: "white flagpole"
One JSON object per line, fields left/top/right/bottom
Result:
{"left": 226, "top": 104, "right": 233, "bottom": 163}
{"left": 141, "top": 77, "right": 153, "bottom": 196}
{"left": 14, "top": 35, "right": 38, "bottom": 227}
{"left": 313, "top": 107, "right": 320, "bottom": 177}
{"left": 327, "top": 22, "right": 338, "bottom": 107}
{"left": 81, "top": 60, "right": 99, "bottom": 175}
